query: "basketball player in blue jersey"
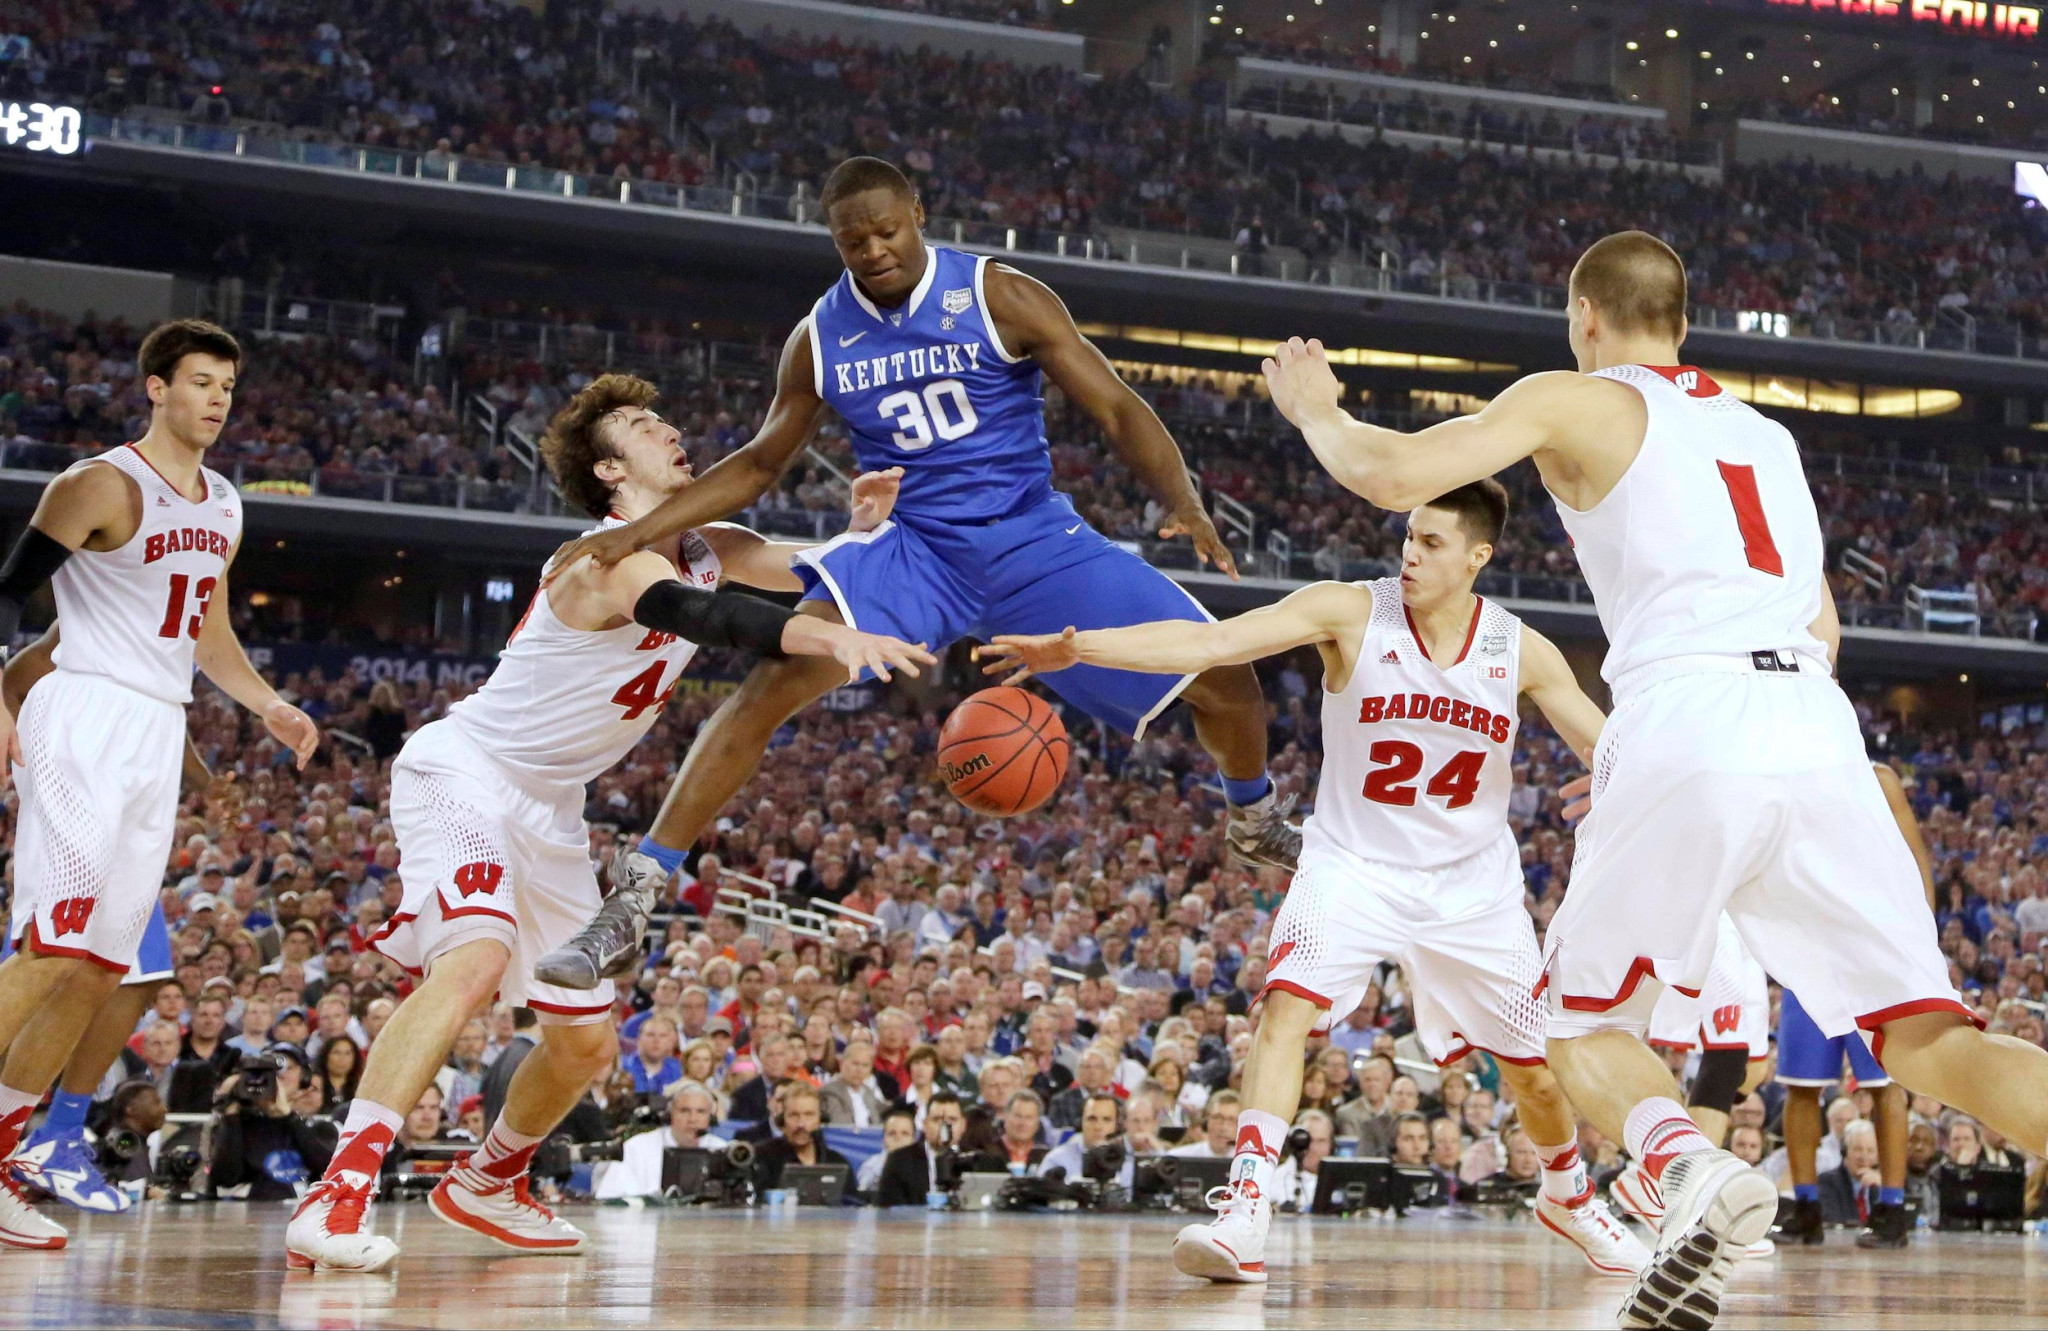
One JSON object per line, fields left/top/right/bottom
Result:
{"left": 535, "top": 156, "right": 1293, "bottom": 986}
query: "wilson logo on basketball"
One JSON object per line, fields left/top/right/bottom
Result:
{"left": 1711, "top": 1005, "right": 1742, "bottom": 1035}
{"left": 940, "top": 753, "right": 992, "bottom": 783}
{"left": 49, "top": 897, "right": 96, "bottom": 937}
{"left": 452, "top": 861, "right": 506, "bottom": 898}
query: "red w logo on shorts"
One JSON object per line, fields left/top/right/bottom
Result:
{"left": 49, "top": 897, "right": 96, "bottom": 937}
{"left": 1268, "top": 939, "right": 1297, "bottom": 969}
{"left": 452, "top": 862, "right": 506, "bottom": 899}
{"left": 1711, "top": 1004, "right": 1742, "bottom": 1036}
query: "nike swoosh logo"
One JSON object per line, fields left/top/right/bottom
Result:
{"left": 838, "top": 331, "right": 869, "bottom": 348}
{"left": 1065, "top": 524, "right": 1083, "bottom": 535}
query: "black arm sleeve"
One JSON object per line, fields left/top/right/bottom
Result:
{"left": 0, "top": 527, "right": 71, "bottom": 647}
{"left": 632, "top": 581, "right": 793, "bottom": 658}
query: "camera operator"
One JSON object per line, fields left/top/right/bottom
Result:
{"left": 1270, "top": 1108, "right": 1334, "bottom": 1211}
{"left": 593, "top": 1083, "right": 729, "bottom": 1201}
{"left": 876, "top": 1091, "right": 968, "bottom": 1206}
{"left": 96, "top": 1080, "right": 167, "bottom": 1191}
{"left": 1035, "top": 1092, "right": 1133, "bottom": 1193}
{"left": 857, "top": 1106, "right": 918, "bottom": 1196}
{"left": 751, "top": 1082, "right": 848, "bottom": 1192}
{"left": 211, "top": 1046, "right": 335, "bottom": 1201}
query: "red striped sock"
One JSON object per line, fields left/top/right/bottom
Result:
{"left": 0, "top": 1084, "right": 39, "bottom": 1161}
{"left": 470, "top": 1119, "right": 545, "bottom": 1180}
{"left": 325, "top": 1100, "right": 402, "bottom": 1180}
{"left": 1623, "top": 1098, "right": 1712, "bottom": 1183}
{"left": 1535, "top": 1139, "right": 1591, "bottom": 1206}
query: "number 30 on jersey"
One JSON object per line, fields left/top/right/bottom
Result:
{"left": 877, "top": 378, "right": 978, "bottom": 451}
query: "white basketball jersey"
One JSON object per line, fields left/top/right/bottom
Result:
{"left": 1557, "top": 365, "right": 1827, "bottom": 684}
{"left": 1304, "top": 579, "right": 1524, "bottom": 869}
{"left": 446, "top": 520, "right": 721, "bottom": 789}
{"left": 49, "top": 445, "right": 242, "bottom": 705}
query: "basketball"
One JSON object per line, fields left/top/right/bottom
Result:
{"left": 937, "top": 686, "right": 1070, "bottom": 817}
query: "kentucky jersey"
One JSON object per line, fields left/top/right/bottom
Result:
{"left": 807, "top": 245, "right": 1053, "bottom": 524}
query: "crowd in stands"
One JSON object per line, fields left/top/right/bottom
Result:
{"left": 13, "top": 581, "right": 2048, "bottom": 1213}
{"left": 4, "top": 301, "right": 2046, "bottom": 640}
{"left": 5, "top": 4, "right": 2048, "bottom": 343}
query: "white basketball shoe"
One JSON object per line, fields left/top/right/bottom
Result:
{"left": 1616, "top": 1149, "right": 1778, "bottom": 1330}
{"left": 286, "top": 1170, "right": 400, "bottom": 1272}
{"left": 1172, "top": 1179, "right": 1271, "bottom": 1284}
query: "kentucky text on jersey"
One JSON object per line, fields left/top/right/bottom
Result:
{"left": 1356, "top": 692, "right": 1513, "bottom": 744}
{"left": 808, "top": 245, "right": 1053, "bottom": 524}
{"left": 143, "top": 527, "right": 233, "bottom": 563}
{"left": 831, "top": 341, "right": 984, "bottom": 394}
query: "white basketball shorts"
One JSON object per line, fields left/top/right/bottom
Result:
{"left": 1263, "top": 830, "right": 1546, "bottom": 1068}
{"left": 1646, "top": 913, "right": 1771, "bottom": 1059}
{"left": 1542, "top": 656, "right": 1970, "bottom": 1063}
{"left": 374, "top": 720, "right": 614, "bottom": 1023}
{"left": 10, "top": 671, "right": 183, "bottom": 976}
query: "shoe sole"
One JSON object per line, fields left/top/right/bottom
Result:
{"left": 1172, "top": 1232, "right": 1266, "bottom": 1284}
{"left": 428, "top": 1183, "right": 586, "bottom": 1254}
{"left": 1618, "top": 1169, "right": 1777, "bottom": 1331}
{"left": 0, "top": 1225, "right": 65, "bottom": 1250}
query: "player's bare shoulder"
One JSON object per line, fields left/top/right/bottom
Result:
{"left": 1500, "top": 371, "right": 1647, "bottom": 510}
{"left": 38, "top": 453, "right": 144, "bottom": 550}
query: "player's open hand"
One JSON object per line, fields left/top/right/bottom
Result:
{"left": 801, "top": 622, "right": 935, "bottom": 685}
{"left": 848, "top": 467, "right": 904, "bottom": 533}
{"left": 976, "top": 627, "right": 1082, "bottom": 685}
{"left": 1558, "top": 774, "right": 1593, "bottom": 822}
{"left": 1159, "top": 504, "right": 1240, "bottom": 581}
{"left": 263, "top": 699, "right": 319, "bottom": 770}
{"left": 541, "top": 523, "right": 644, "bottom": 588}
{"left": 1262, "top": 337, "right": 1344, "bottom": 428}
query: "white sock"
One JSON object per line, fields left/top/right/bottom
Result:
{"left": 1230, "top": 1108, "right": 1287, "bottom": 1197}
{"left": 1535, "top": 1138, "right": 1591, "bottom": 1206}
{"left": 1623, "top": 1098, "right": 1713, "bottom": 1183}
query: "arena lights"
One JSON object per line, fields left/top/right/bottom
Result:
{"left": 0, "top": 100, "right": 81, "bottom": 155}
{"left": 1762, "top": 0, "right": 2040, "bottom": 41}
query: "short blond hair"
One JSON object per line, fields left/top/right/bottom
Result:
{"left": 1569, "top": 231, "right": 1688, "bottom": 341}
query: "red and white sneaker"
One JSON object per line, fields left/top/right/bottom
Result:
{"left": 1172, "top": 1180, "right": 1270, "bottom": 1284}
{"left": 286, "top": 1171, "right": 400, "bottom": 1272}
{"left": 1537, "top": 1191, "right": 1651, "bottom": 1277}
{"left": 1611, "top": 1161, "right": 1664, "bottom": 1229}
{"left": 429, "top": 1165, "right": 586, "bottom": 1254}
{"left": 0, "top": 1162, "right": 67, "bottom": 1250}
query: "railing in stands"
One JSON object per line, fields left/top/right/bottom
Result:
{"left": 84, "top": 113, "right": 2048, "bottom": 365}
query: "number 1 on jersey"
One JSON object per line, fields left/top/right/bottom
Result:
{"left": 1715, "top": 461, "right": 1783, "bottom": 577}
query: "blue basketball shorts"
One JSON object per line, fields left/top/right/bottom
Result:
{"left": 1776, "top": 987, "right": 1890, "bottom": 1087}
{"left": 793, "top": 494, "right": 1214, "bottom": 737}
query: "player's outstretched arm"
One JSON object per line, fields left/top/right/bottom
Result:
{"left": 577, "top": 548, "right": 935, "bottom": 683}
{"left": 543, "top": 324, "right": 831, "bottom": 583}
{"left": 705, "top": 467, "right": 903, "bottom": 594}
{"left": 193, "top": 558, "right": 320, "bottom": 770}
{"left": 1872, "top": 763, "right": 1937, "bottom": 912}
{"left": 978, "top": 580, "right": 1372, "bottom": 682}
{"left": 984, "top": 265, "right": 1238, "bottom": 580}
{"left": 1517, "top": 626, "right": 1604, "bottom": 768}
{"left": 1263, "top": 339, "right": 1614, "bottom": 511}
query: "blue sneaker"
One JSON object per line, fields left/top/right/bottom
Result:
{"left": 16, "top": 1133, "right": 131, "bottom": 1213}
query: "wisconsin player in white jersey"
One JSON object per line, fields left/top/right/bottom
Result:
{"left": 285, "top": 374, "right": 932, "bottom": 1272}
{"left": 1262, "top": 230, "right": 2048, "bottom": 1328}
{"left": 0, "top": 320, "right": 318, "bottom": 1250}
{"left": 980, "top": 479, "right": 1649, "bottom": 1285}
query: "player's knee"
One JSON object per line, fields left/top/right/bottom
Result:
{"left": 1870, "top": 1009, "right": 1971, "bottom": 1078}
{"left": 542, "top": 1019, "right": 617, "bottom": 1075}
{"left": 1184, "top": 661, "right": 1261, "bottom": 712}
{"left": 423, "top": 938, "right": 511, "bottom": 1007}
{"left": 1496, "top": 1060, "right": 1566, "bottom": 1113}
{"left": 1253, "top": 992, "right": 1323, "bottom": 1046}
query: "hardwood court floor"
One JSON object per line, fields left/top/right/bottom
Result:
{"left": 7, "top": 1202, "right": 2047, "bottom": 1329}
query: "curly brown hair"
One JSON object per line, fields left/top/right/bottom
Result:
{"left": 541, "top": 373, "right": 659, "bottom": 519}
